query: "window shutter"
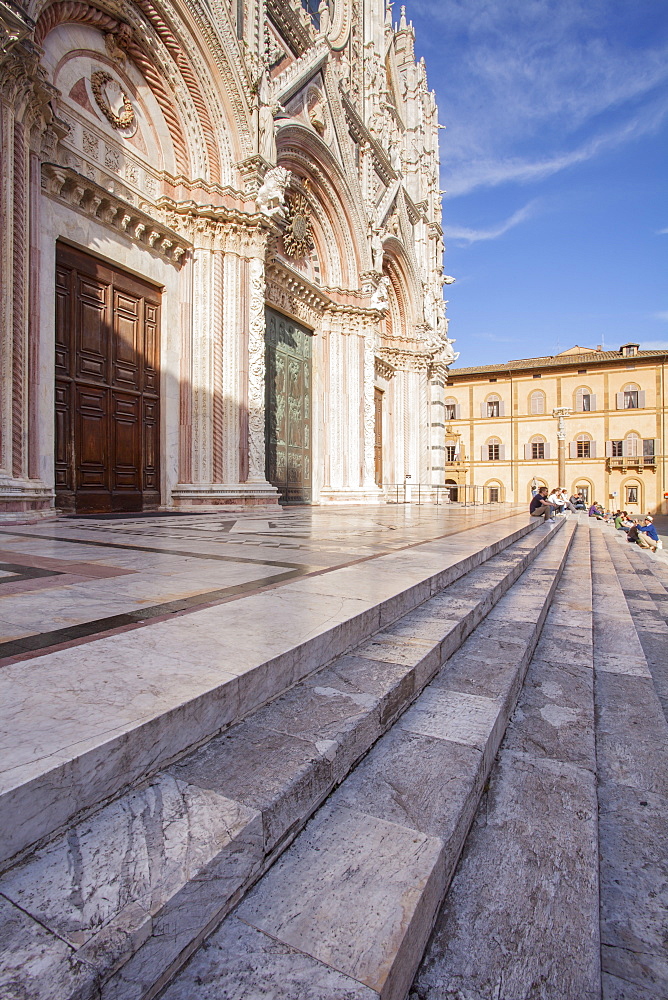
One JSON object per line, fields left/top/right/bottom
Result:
{"left": 589, "top": 394, "right": 596, "bottom": 411}
{"left": 569, "top": 442, "right": 577, "bottom": 458}
{"left": 481, "top": 446, "right": 487, "bottom": 461}
{"left": 481, "top": 403, "right": 487, "bottom": 419}
{"left": 638, "top": 390, "right": 646, "bottom": 408}
{"left": 524, "top": 443, "right": 531, "bottom": 460}
{"left": 499, "top": 445, "right": 505, "bottom": 460}
{"left": 621, "top": 439, "right": 627, "bottom": 457}
{"left": 575, "top": 394, "right": 582, "bottom": 412}
{"left": 590, "top": 441, "right": 596, "bottom": 458}
{"left": 498, "top": 401, "right": 505, "bottom": 417}
{"left": 616, "top": 392, "right": 624, "bottom": 409}
{"left": 455, "top": 404, "right": 461, "bottom": 419}
{"left": 544, "top": 443, "right": 551, "bottom": 460}
{"left": 605, "top": 440, "right": 612, "bottom": 457}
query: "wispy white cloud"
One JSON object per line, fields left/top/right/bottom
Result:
{"left": 639, "top": 339, "right": 668, "bottom": 349}
{"left": 658, "top": 228, "right": 668, "bottom": 235}
{"left": 652, "top": 312, "right": 668, "bottom": 322}
{"left": 444, "top": 201, "right": 538, "bottom": 243}
{"left": 410, "top": 0, "right": 668, "bottom": 196}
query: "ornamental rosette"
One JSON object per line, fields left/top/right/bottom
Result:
{"left": 283, "top": 190, "right": 314, "bottom": 258}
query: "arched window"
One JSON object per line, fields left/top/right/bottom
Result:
{"left": 617, "top": 383, "right": 644, "bottom": 409}
{"left": 444, "top": 396, "right": 459, "bottom": 421}
{"left": 574, "top": 386, "right": 595, "bottom": 412}
{"left": 485, "top": 481, "right": 502, "bottom": 503}
{"left": 570, "top": 432, "right": 594, "bottom": 459}
{"left": 529, "top": 390, "right": 545, "bottom": 415}
{"left": 525, "top": 434, "right": 549, "bottom": 460}
{"left": 482, "top": 393, "right": 504, "bottom": 418}
{"left": 625, "top": 432, "right": 641, "bottom": 457}
{"left": 482, "top": 436, "right": 504, "bottom": 462}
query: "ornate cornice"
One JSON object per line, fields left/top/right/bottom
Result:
{"left": 375, "top": 356, "right": 396, "bottom": 380}
{"left": 42, "top": 162, "right": 191, "bottom": 263}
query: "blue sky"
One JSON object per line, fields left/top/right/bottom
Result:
{"left": 407, "top": 0, "right": 668, "bottom": 367}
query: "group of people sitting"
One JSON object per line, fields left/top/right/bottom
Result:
{"left": 529, "top": 486, "right": 583, "bottom": 520}
{"left": 529, "top": 487, "right": 661, "bottom": 552}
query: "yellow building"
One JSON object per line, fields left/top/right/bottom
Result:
{"left": 441, "top": 343, "right": 668, "bottom": 515}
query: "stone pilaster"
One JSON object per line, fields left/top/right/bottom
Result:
{"left": 429, "top": 366, "right": 447, "bottom": 485}
{"left": 172, "top": 214, "right": 278, "bottom": 507}
{"left": 0, "top": 39, "right": 58, "bottom": 519}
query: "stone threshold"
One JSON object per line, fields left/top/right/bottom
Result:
{"left": 0, "top": 520, "right": 566, "bottom": 1000}
{"left": 0, "top": 512, "right": 541, "bottom": 868}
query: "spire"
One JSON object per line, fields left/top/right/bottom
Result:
{"left": 385, "top": 1, "right": 393, "bottom": 28}
{"left": 400, "top": 5, "right": 407, "bottom": 29}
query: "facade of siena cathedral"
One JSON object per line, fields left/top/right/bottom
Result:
{"left": 0, "top": 0, "right": 456, "bottom": 516}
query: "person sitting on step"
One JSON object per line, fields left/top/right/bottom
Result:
{"left": 636, "top": 516, "right": 660, "bottom": 551}
{"left": 530, "top": 486, "right": 555, "bottom": 522}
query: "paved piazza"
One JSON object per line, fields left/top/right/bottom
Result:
{"left": 0, "top": 504, "right": 522, "bottom": 666}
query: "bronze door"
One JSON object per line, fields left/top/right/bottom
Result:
{"left": 55, "top": 243, "right": 161, "bottom": 513}
{"left": 265, "top": 308, "right": 312, "bottom": 504}
{"left": 374, "top": 387, "right": 383, "bottom": 486}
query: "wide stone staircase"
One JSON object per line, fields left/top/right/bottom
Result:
{"left": 1, "top": 513, "right": 666, "bottom": 1000}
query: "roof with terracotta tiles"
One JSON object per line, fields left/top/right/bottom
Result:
{"left": 447, "top": 346, "right": 668, "bottom": 378}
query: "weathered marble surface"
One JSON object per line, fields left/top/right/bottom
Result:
{"left": 160, "top": 916, "right": 379, "bottom": 1000}
{"left": 0, "top": 774, "right": 261, "bottom": 983}
{"left": 0, "top": 514, "right": 543, "bottom": 866}
{"left": 412, "top": 522, "right": 601, "bottom": 1000}
{"left": 0, "top": 895, "right": 98, "bottom": 1000}
{"left": 236, "top": 802, "right": 445, "bottom": 1000}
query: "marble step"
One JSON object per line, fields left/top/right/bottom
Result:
{"left": 590, "top": 525, "right": 668, "bottom": 998}
{"left": 0, "top": 512, "right": 540, "bottom": 869}
{"left": 603, "top": 529, "right": 668, "bottom": 724}
{"left": 412, "top": 520, "right": 602, "bottom": 1000}
{"left": 156, "top": 519, "right": 576, "bottom": 1000}
{"left": 0, "top": 519, "right": 564, "bottom": 1000}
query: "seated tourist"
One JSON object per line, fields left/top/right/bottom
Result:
{"left": 529, "top": 486, "right": 554, "bottom": 522}
{"left": 636, "top": 516, "right": 660, "bottom": 551}
{"left": 588, "top": 503, "right": 604, "bottom": 519}
{"left": 548, "top": 489, "right": 567, "bottom": 513}
{"left": 619, "top": 513, "right": 634, "bottom": 532}
{"left": 558, "top": 489, "right": 578, "bottom": 512}
{"left": 570, "top": 493, "right": 587, "bottom": 510}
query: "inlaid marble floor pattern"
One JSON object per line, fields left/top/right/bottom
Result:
{"left": 0, "top": 504, "right": 521, "bottom": 664}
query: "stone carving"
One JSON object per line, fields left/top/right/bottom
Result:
{"left": 90, "top": 70, "right": 135, "bottom": 130}
{"left": 283, "top": 189, "right": 314, "bottom": 258}
{"left": 256, "top": 166, "right": 291, "bottom": 219}
{"left": 247, "top": 257, "right": 267, "bottom": 481}
{"left": 371, "top": 275, "right": 390, "bottom": 310}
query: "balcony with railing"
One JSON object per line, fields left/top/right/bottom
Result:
{"left": 606, "top": 454, "right": 658, "bottom": 470}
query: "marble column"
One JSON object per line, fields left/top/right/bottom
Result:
{"left": 0, "top": 41, "right": 57, "bottom": 519}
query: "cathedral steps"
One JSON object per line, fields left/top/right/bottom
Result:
{"left": 0, "top": 516, "right": 565, "bottom": 1000}
{"left": 410, "top": 519, "right": 668, "bottom": 1000}
{"left": 0, "top": 512, "right": 539, "bottom": 871}
{"left": 142, "top": 519, "right": 574, "bottom": 1000}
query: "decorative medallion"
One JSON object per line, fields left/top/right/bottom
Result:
{"left": 91, "top": 70, "right": 136, "bottom": 132}
{"left": 283, "top": 190, "right": 314, "bottom": 258}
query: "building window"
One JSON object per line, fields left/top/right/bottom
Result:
{"left": 488, "top": 442, "right": 500, "bottom": 461}
{"left": 622, "top": 344, "right": 639, "bottom": 357}
{"left": 624, "top": 389, "right": 639, "bottom": 409}
{"left": 529, "top": 390, "right": 545, "bottom": 415}
{"left": 576, "top": 438, "right": 591, "bottom": 458}
{"left": 576, "top": 484, "right": 589, "bottom": 503}
{"left": 531, "top": 441, "right": 545, "bottom": 460}
{"left": 643, "top": 439, "right": 656, "bottom": 462}
{"left": 611, "top": 440, "right": 623, "bottom": 457}
{"left": 626, "top": 485, "right": 638, "bottom": 505}
{"left": 444, "top": 398, "right": 458, "bottom": 420}
{"left": 445, "top": 445, "right": 456, "bottom": 462}
{"left": 625, "top": 433, "right": 640, "bottom": 457}
{"left": 489, "top": 487, "right": 500, "bottom": 503}
{"left": 487, "top": 398, "right": 500, "bottom": 417}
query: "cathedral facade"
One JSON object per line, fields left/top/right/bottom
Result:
{"left": 0, "top": 0, "right": 456, "bottom": 516}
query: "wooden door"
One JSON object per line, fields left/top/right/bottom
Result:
{"left": 55, "top": 243, "right": 161, "bottom": 513}
{"left": 374, "top": 387, "right": 383, "bottom": 486}
{"left": 265, "top": 307, "right": 312, "bottom": 504}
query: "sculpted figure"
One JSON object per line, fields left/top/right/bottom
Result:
{"left": 258, "top": 75, "right": 283, "bottom": 165}
{"left": 371, "top": 275, "right": 390, "bottom": 310}
{"left": 256, "top": 166, "right": 292, "bottom": 218}
{"left": 371, "top": 229, "right": 384, "bottom": 271}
